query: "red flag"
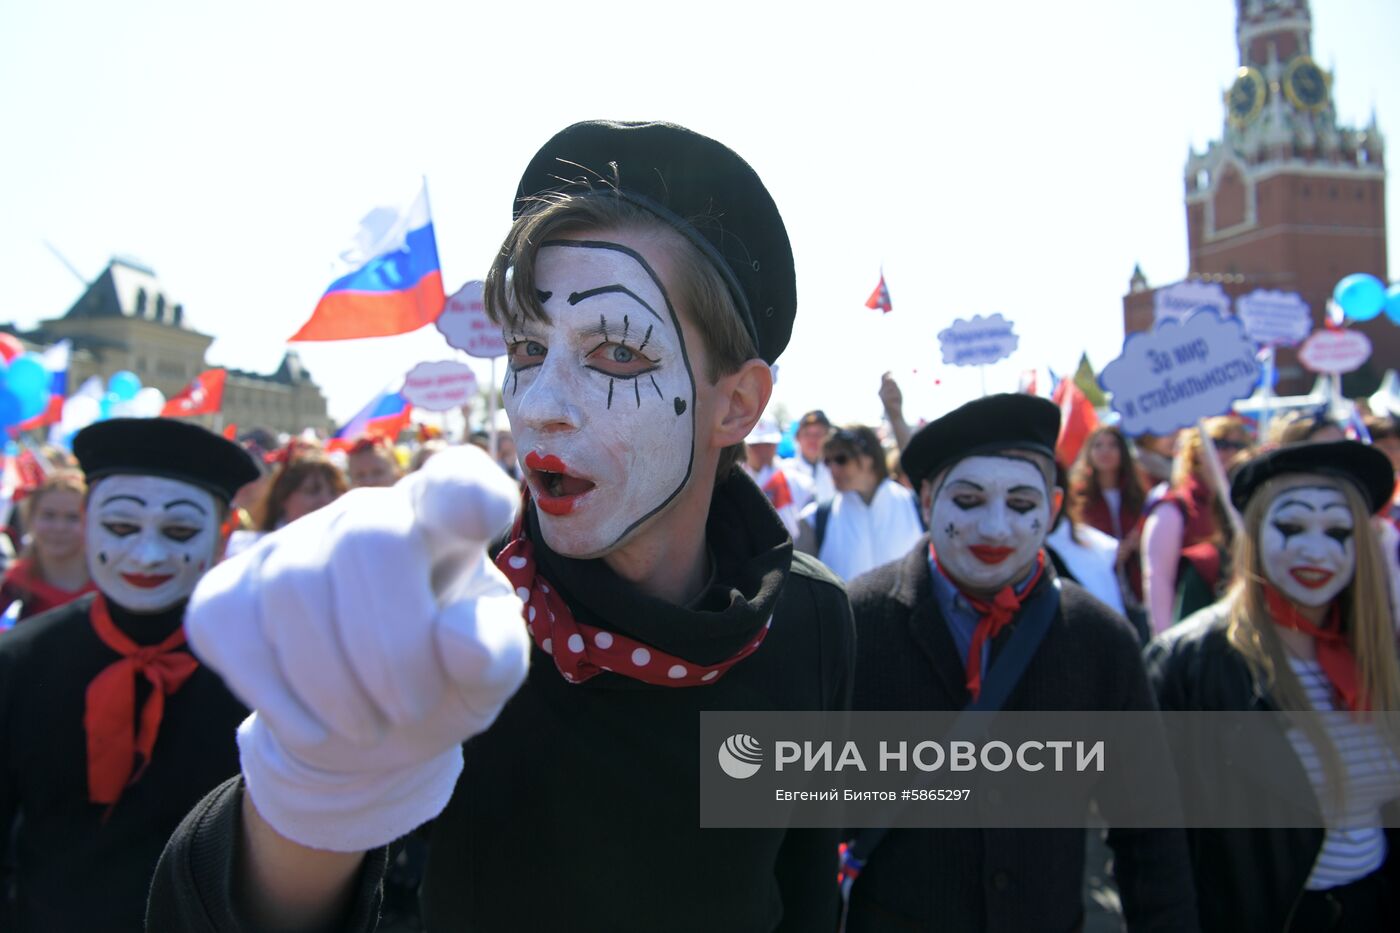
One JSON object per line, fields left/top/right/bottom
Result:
{"left": 161, "top": 369, "right": 227, "bottom": 417}
{"left": 222, "top": 423, "right": 238, "bottom": 440}
{"left": 13, "top": 449, "right": 47, "bottom": 500}
{"left": 762, "top": 470, "right": 793, "bottom": 510}
{"left": 13, "top": 395, "right": 64, "bottom": 434}
{"left": 1052, "top": 377, "right": 1099, "bottom": 467}
{"left": 865, "top": 273, "right": 892, "bottom": 313}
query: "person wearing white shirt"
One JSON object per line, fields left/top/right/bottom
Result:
{"left": 796, "top": 425, "right": 923, "bottom": 581}
{"left": 784, "top": 409, "right": 836, "bottom": 504}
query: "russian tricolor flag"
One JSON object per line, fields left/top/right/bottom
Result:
{"left": 290, "top": 183, "right": 446, "bottom": 342}
{"left": 330, "top": 387, "right": 413, "bottom": 449}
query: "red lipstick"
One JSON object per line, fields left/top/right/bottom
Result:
{"left": 969, "top": 546, "right": 1015, "bottom": 565}
{"left": 525, "top": 453, "right": 567, "bottom": 474}
{"left": 1289, "top": 567, "right": 1335, "bottom": 590}
{"left": 121, "top": 572, "right": 174, "bottom": 589}
{"left": 524, "top": 453, "right": 596, "bottom": 516}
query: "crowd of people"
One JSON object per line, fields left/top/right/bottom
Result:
{"left": 0, "top": 119, "right": 1397, "bottom": 933}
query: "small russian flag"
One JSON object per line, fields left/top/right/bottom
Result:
{"left": 865, "top": 271, "right": 892, "bottom": 314}
{"left": 290, "top": 183, "right": 446, "bottom": 342}
{"left": 331, "top": 387, "right": 413, "bottom": 448}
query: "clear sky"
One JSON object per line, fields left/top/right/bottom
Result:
{"left": 2, "top": 0, "right": 1396, "bottom": 428}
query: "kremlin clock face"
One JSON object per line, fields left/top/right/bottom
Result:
{"left": 1227, "top": 67, "right": 1266, "bottom": 127}
{"left": 1283, "top": 57, "right": 1328, "bottom": 111}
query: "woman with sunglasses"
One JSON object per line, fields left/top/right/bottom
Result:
{"left": 797, "top": 424, "right": 923, "bottom": 581}
{"left": 1146, "top": 441, "right": 1400, "bottom": 932}
{"left": 1140, "top": 416, "right": 1251, "bottom": 634}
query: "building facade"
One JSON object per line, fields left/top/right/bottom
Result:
{"left": 20, "top": 258, "right": 332, "bottom": 436}
{"left": 1123, "top": 0, "right": 1389, "bottom": 395}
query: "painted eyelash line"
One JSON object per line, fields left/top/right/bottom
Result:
{"left": 586, "top": 313, "right": 660, "bottom": 368}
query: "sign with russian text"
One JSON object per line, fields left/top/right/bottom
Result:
{"left": 437, "top": 280, "right": 505, "bottom": 358}
{"left": 1153, "top": 280, "right": 1231, "bottom": 325}
{"left": 1236, "top": 290, "right": 1311, "bottom": 346}
{"left": 1298, "top": 328, "right": 1372, "bottom": 375}
{"left": 402, "top": 360, "right": 479, "bottom": 411}
{"left": 1100, "top": 310, "right": 1259, "bottom": 436}
{"left": 938, "top": 314, "right": 1019, "bottom": 367}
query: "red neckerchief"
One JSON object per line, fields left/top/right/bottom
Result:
{"left": 931, "top": 544, "right": 1046, "bottom": 701}
{"left": 3, "top": 559, "right": 98, "bottom": 619}
{"left": 1262, "top": 585, "right": 1365, "bottom": 714}
{"left": 84, "top": 594, "right": 200, "bottom": 810}
{"left": 494, "top": 495, "right": 770, "bottom": 687}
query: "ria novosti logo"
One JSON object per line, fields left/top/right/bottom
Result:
{"left": 718, "top": 734, "right": 764, "bottom": 779}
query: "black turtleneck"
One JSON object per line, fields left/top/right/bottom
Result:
{"left": 0, "top": 592, "right": 246, "bottom": 932}
{"left": 148, "top": 469, "right": 856, "bottom": 933}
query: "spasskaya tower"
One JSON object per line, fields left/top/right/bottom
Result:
{"left": 1123, "top": 0, "right": 1388, "bottom": 394}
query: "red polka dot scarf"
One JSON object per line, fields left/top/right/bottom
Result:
{"left": 494, "top": 499, "right": 773, "bottom": 687}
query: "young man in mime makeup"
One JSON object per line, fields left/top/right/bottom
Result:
{"left": 149, "top": 121, "right": 856, "bottom": 932}
{"left": 841, "top": 394, "right": 1199, "bottom": 933}
{"left": 0, "top": 418, "right": 259, "bottom": 932}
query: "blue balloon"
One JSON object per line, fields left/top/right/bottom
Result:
{"left": 0, "top": 387, "right": 21, "bottom": 429}
{"left": 16, "top": 384, "right": 49, "bottom": 421}
{"left": 99, "top": 392, "right": 119, "bottom": 420}
{"left": 1386, "top": 283, "right": 1400, "bottom": 326}
{"left": 108, "top": 370, "right": 142, "bottom": 402}
{"left": 4, "top": 354, "right": 49, "bottom": 400}
{"left": 1334, "top": 273, "right": 1387, "bottom": 321}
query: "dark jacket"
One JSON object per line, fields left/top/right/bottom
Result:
{"left": 845, "top": 539, "right": 1198, "bottom": 933}
{"left": 0, "top": 594, "right": 246, "bottom": 932}
{"left": 1144, "top": 606, "right": 1400, "bottom": 933}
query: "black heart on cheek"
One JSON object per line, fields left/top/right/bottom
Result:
{"left": 98, "top": 552, "right": 108, "bottom": 565}
{"left": 674, "top": 398, "right": 687, "bottom": 416}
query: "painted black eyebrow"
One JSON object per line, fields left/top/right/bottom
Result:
{"left": 100, "top": 494, "right": 147, "bottom": 508}
{"left": 946, "top": 479, "right": 985, "bottom": 491}
{"left": 165, "top": 499, "right": 209, "bottom": 515}
{"left": 566, "top": 284, "right": 662, "bottom": 322}
{"left": 1007, "top": 485, "right": 1044, "bottom": 495}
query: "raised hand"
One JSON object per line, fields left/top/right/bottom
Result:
{"left": 186, "top": 445, "right": 529, "bottom": 852}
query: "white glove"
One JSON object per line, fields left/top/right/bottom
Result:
{"left": 186, "top": 445, "right": 529, "bottom": 852}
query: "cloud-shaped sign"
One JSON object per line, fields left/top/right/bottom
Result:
{"left": 1153, "top": 280, "right": 1231, "bottom": 325}
{"left": 401, "top": 360, "right": 479, "bottom": 412}
{"left": 1100, "top": 309, "right": 1259, "bottom": 436}
{"left": 938, "top": 314, "right": 1019, "bottom": 367}
{"left": 437, "top": 280, "right": 506, "bottom": 358}
{"left": 1236, "top": 289, "right": 1312, "bottom": 347}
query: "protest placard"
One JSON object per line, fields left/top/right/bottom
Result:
{"left": 1298, "top": 328, "right": 1372, "bottom": 375}
{"left": 436, "top": 280, "right": 505, "bottom": 358}
{"left": 402, "top": 360, "right": 480, "bottom": 411}
{"left": 1235, "top": 289, "right": 1311, "bottom": 346}
{"left": 1100, "top": 310, "right": 1259, "bottom": 436}
{"left": 1153, "top": 280, "right": 1231, "bottom": 325}
{"left": 937, "top": 314, "right": 1019, "bottom": 367}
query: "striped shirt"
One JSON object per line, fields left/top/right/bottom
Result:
{"left": 1285, "top": 657, "right": 1400, "bottom": 889}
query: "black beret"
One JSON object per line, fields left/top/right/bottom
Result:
{"left": 516, "top": 120, "right": 796, "bottom": 365}
{"left": 74, "top": 418, "right": 261, "bottom": 504}
{"left": 901, "top": 394, "right": 1061, "bottom": 491}
{"left": 1229, "top": 440, "right": 1394, "bottom": 515}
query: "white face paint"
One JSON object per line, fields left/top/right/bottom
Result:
{"left": 929, "top": 455, "right": 1053, "bottom": 593}
{"left": 87, "top": 475, "right": 220, "bottom": 613}
{"left": 1260, "top": 483, "right": 1355, "bottom": 608}
{"left": 503, "top": 238, "right": 696, "bottom": 558}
